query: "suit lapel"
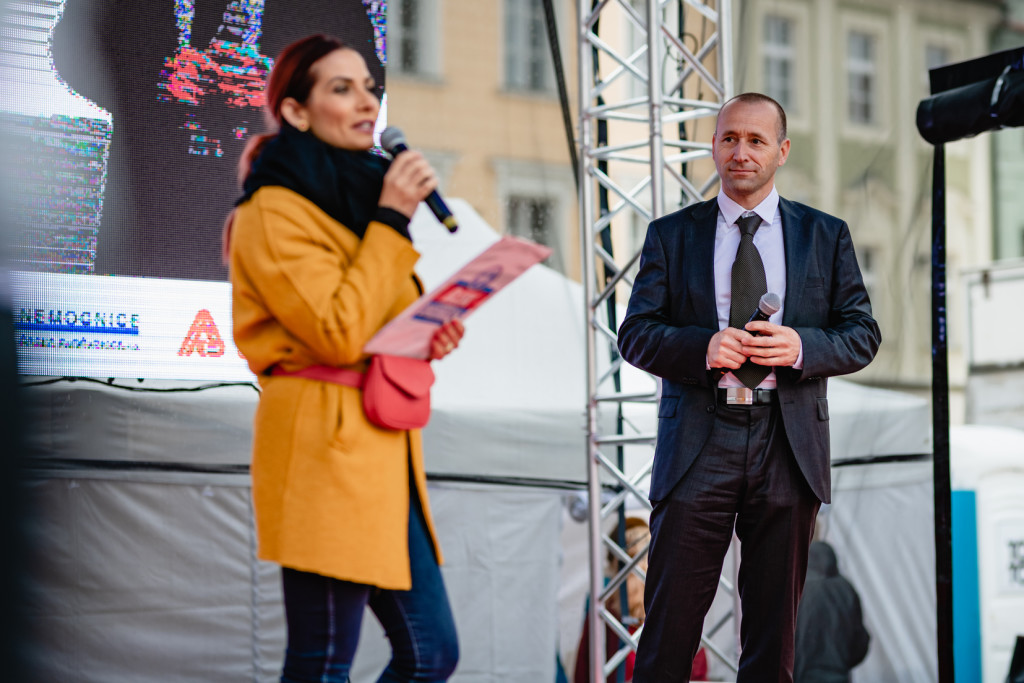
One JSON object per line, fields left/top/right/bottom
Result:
{"left": 688, "top": 199, "right": 719, "bottom": 329}
{"left": 780, "top": 197, "right": 810, "bottom": 327}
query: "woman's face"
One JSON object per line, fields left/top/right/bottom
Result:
{"left": 291, "top": 48, "right": 380, "bottom": 151}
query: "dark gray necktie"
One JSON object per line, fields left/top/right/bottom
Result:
{"left": 729, "top": 212, "right": 771, "bottom": 389}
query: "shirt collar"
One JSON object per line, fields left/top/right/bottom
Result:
{"left": 717, "top": 187, "right": 780, "bottom": 230}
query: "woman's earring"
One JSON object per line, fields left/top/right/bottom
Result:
{"left": 298, "top": 122, "right": 309, "bottom": 132}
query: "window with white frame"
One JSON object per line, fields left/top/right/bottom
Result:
{"left": 629, "top": 211, "right": 648, "bottom": 257}
{"left": 918, "top": 29, "right": 968, "bottom": 153}
{"left": 507, "top": 195, "right": 560, "bottom": 268}
{"left": 387, "top": 0, "right": 440, "bottom": 78}
{"left": 923, "top": 43, "right": 951, "bottom": 95}
{"left": 626, "top": 0, "right": 648, "bottom": 99}
{"left": 504, "top": 0, "right": 553, "bottom": 93}
{"left": 625, "top": 211, "right": 650, "bottom": 281}
{"left": 846, "top": 30, "right": 877, "bottom": 125}
{"left": 494, "top": 159, "right": 573, "bottom": 273}
{"left": 925, "top": 44, "right": 951, "bottom": 72}
{"left": 858, "top": 245, "right": 878, "bottom": 302}
{"left": 763, "top": 14, "right": 796, "bottom": 113}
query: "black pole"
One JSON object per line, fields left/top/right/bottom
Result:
{"left": 931, "top": 143, "right": 954, "bottom": 683}
{"left": 0, "top": 307, "right": 31, "bottom": 682}
{"left": 541, "top": 0, "right": 579, "bottom": 189}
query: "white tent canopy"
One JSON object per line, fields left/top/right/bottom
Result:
{"left": 415, "top": 201, "right": 589, "bottom": 484}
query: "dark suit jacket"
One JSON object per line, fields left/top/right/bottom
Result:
{"left": 617, "top": 197, "right": 881, "bottom": 504}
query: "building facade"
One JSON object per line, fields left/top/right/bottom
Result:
{"left": 991, "top": 0, "right": 1024, "bottom": 261}
{"left": 735, "top": 0, "right": 1004, "bottom": 408}
{"left": 384, "top": 0, "right": 579, "bottom": 276}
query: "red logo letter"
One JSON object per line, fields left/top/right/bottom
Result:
{"left": 178, "top": 309, "right": 225, "bottom": 357}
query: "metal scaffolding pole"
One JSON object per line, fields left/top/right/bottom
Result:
{"left": 576, "top": 1, "right": 735, "bottom": 680}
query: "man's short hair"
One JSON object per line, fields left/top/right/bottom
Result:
{"left": 717, "top": 92, "right": 788, "bottom": 143}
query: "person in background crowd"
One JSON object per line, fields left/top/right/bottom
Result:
{"left": 573, "top": 518, "right": 709, "bottom": 682}
{"left": 794, "top": 540, "right": 870, "bottom": 683}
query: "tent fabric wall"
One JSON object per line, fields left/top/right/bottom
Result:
{"left": 829, "top": 460, "right": 938, "bottom": 683}
{"left": 22, "top": 470, "right": 284, "bottom": 682}
{"left": 22, "top": 460, "right": 562, "bottom": 683}
{"left": 352, "top": 483, "right": 562, "bottom": 683}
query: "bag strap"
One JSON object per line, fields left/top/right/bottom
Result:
{"left": 269, "top": 364, "right": 365, "bottom": 389}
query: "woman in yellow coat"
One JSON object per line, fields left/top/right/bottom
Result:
{"left": 227, "top": 34, "right": 463, "bottom": 682}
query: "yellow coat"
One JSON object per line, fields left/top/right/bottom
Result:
{"left": 230, "top": 185, "right": 442, "bottom": 590}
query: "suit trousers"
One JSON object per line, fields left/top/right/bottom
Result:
{"left": 633, "top": 399, "right": 820, "bottom": 683}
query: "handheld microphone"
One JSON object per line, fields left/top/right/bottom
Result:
{"left": 747, "top": 292, "right": 781, "bottom": 334}
{"left": 380, "top": 127, "right": 458, "bottom": 233}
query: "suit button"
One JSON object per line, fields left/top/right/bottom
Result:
{"left": 706, "top": 405, "right": 715, "bottom": 413}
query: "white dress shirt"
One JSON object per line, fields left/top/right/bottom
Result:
{"left": 713, "top": 187, "right": 802, "bottom": 389}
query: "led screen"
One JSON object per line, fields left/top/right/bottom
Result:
{"left": 4, "top": 0, "right": 388, "bottom": 380}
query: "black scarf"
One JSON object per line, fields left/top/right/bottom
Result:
{"left": 237, "top": 123, "right": 389, "bottom": 238}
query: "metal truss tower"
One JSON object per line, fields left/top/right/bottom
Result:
{"left": 575, "top": 1, "right": 735, "bottom": 679}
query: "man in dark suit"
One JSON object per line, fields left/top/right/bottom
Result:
{"left": 617, "top": 93, "right": 881, "bottom": 682}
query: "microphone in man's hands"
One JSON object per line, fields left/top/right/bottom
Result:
{"left": 746, "top": 292, "right": 781, "bottom": 335}
{"left": 380, "top": 127, "right": 458, "bottom": 233}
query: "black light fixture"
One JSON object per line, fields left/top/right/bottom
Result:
{"left": 917, "top": 51, "right": 1024, "bottom": 145}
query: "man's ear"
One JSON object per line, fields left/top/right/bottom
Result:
{"left": 279, "top": 97, "right": 309, "bottom": 132}
{"left": 778, "top": 138, "right": 791, "bottom": 167}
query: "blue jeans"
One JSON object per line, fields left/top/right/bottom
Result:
{"left": 280, "top": 485, "right": 459, "bottom": 683}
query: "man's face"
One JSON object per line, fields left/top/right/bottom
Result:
{"left": 712, "top": 100, "right": 790, "bottom": 207}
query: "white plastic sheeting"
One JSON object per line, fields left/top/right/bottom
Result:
{"left": 352, "top": 483, "right": 562, "bottom": 683}
{"left": 23, "top": 472, "right": 284, "bottom": 682}
{"left": 829, "top": 460, "right": 937, "bottom": 683}
{"left": 22, "top": 450, "right": 562, "bottom": 682}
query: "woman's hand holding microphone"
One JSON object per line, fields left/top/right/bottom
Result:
{"left": 378, "top": 150, "right": 438, "bottom": 219}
